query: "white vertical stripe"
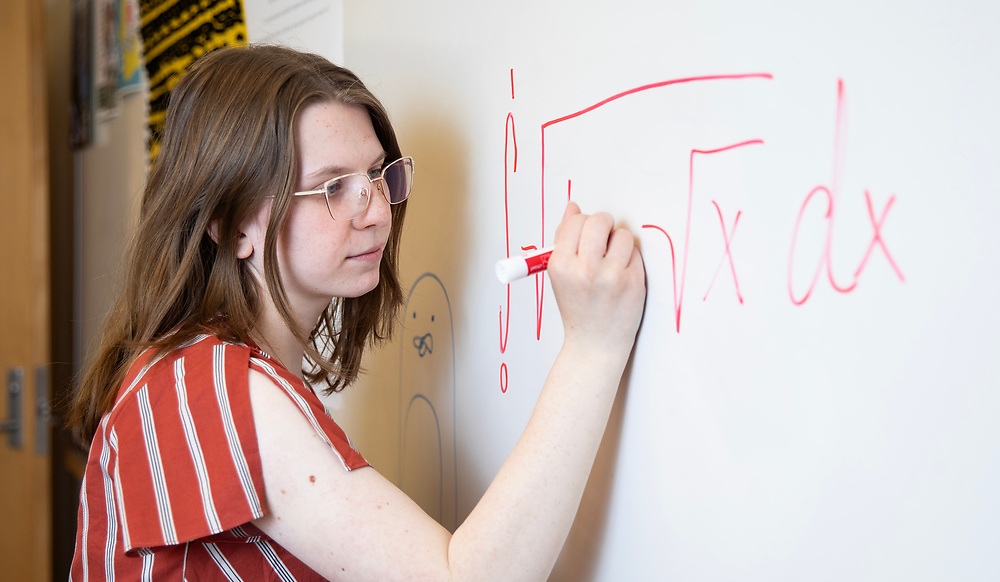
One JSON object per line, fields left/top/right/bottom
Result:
{"left": 110, "top": 335, "right": 210, "bottom": 412}
{"left": 204, "top": 542, "right": 245, "bottom": 581}
{"left": 137, "top": 547, "right": 154, "bottom": 582}
{"left": 174, "top": 357, "right": 224, "bottom": 533}
{"left": 256, "top": 540, "right": 297, "bottom": 582}
{"left": 213, "top": 344, "right": 264, "bottom": 517}
{"left": 77, "top": 472, "right": 89, "bottom": 582}
{"left": 109, "top": 429, "right": 130, "bottom": 554}
{"left": 250, "top": 357, "right": 351, "bottom": 470}
{"left": 137, "top": 385, "right": 178, "bottom": 545}
{"left": 102, "top": 428, "right": 119, "bottom": 582}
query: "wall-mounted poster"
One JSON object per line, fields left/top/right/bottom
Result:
{"left": 118, "top": 0, "right": 144, "bottom": 94}
{"left": 94, "top": 0, "right": 122, "bottom": 121}
{"left": 138, "top": 0, "right": 248, "bottom": 161}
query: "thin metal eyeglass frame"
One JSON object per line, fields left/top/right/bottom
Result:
{"left": 290, "top": 156, "right": 414, "bottom": 221}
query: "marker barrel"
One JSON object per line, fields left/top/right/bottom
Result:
{"left": 495, "top": 247, "right": 554, "bottom": 284}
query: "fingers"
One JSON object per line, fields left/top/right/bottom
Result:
{"left": 554, "top": 202, "right": 631, "bottom": 265}
{"left": 577, "top": 212, "right": 615, "bottom": 259}
{"left": 547, "top": 205, "right": 647, "bottom": 354}
{"left": 604, "top": 227, "right": 636, "bottom": 268}
{"left": 554, "top": 203, "right": 584, "bottom": 255}
{"left": 563, "top": 201, "right": 581, "bottom": 220}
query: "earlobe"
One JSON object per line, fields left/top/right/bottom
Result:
{"left": 207, "top": 219, "right": 256, "bottom": 259}
{"left": 234, "top": 233, "right": 254, "bottom": 259}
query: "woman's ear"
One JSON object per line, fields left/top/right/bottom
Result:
{"left": 233, "top": 232, "right": 254, "bottom": 260}
{"left": 207, "top": 219, "right": 256, "bottom": 260}
{"left": 206, "top": 219, "right": 223, "bottom": 244}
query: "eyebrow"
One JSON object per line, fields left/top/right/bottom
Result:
{"left": 305, "top": 152, "right": 387, "bottom": 184}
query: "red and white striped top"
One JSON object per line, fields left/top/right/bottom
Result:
{"left": 70, "top": 334, "right": 368, "bottom": 581}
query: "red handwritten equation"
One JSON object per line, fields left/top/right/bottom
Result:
{"left": 788, "top": 79, "right": 905, "bottom": 305}
{"left": 498, "top": 72, "right": 904, "bottom": 392}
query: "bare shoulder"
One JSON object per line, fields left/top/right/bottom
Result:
{"left": 247, "top": 369, "right": 451, "bottom": 580}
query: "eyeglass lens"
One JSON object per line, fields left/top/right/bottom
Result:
{"left": 381, "top": 157, "right": 414, "bottom": 204}
{"left": 324, "top": 157, "right": 413, "bottom": 220}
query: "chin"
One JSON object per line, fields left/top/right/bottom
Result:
{"left": 342, "top": 275, "right": 381, "bottom": 299}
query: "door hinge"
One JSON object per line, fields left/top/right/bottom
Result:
{"left": 0, "top": 368, "right": 23, "bottom": 449}
{"left": 35, "top": 365, "right": 50, "bottom": 455}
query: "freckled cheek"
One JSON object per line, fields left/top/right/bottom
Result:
{"left": 372, "top": 192, "right": 396, "bottom": 226}
{"left": 280, "top": 222, "right": 354, "bottom": 281}
{"left": 278, "top": 232, "right": 330, "bottom": 280}
{"left": 273, "top": 223, "right": 311, "bottom": 282}
{"left": 281, "top": 209, "right": 328, "bottom": 254}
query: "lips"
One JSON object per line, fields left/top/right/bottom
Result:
{"left": 348, "top": 244, "right": 385, "bottom": 261}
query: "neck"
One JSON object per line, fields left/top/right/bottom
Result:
{"left": 246, "top": 268, "right": 330, "bottom": 379}
{"left": 252, "top": 301, "right": 323, "bottom": 380}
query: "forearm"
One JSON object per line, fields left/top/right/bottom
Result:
{"left": 249, "top": 204, "right": 643, "bottom": 582}
{"left": 447, "top": 340, "right": 632, "bottom": 581}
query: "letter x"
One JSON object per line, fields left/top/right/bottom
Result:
{"left": 854, "top": 190, "right": 904, "bottom": 281}
{"left": 703, "top": 200, "right": 745, "bottom": 303}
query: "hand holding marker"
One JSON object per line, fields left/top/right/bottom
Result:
{"left": 496, "top": 247, "right": 555, "bottom": 284}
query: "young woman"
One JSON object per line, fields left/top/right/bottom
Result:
{"left": 67, "top": 44, "right": 646, "bottom": 581}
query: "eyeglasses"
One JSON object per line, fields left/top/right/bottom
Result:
{"left": 291, "top": 156, "right": 414, "bottom": 220}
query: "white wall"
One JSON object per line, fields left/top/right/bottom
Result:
{"left": 76, "top": 2, "right": 1000, "bottom": 579}
{"left": 77, "top": 93, "right": 146, "bottom": 366}
{"left": 335, "top": 1, "right": 1000, "bottom": 580}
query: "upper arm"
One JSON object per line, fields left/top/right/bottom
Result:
{"left": 247, "top": 369, "right": 453, "bottom": 581}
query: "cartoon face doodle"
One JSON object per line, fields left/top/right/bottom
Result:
{"left": 412, "top": 315, "right": 434, "bottom": 358}
{"left": 398, "top": 273, "right": 458, "bottom": 531}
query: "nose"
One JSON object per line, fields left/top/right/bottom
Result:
{"left": 354, "top": 180, "right": 392, "bottom": 227}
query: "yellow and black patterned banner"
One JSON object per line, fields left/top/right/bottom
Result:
{"left": 138, "top": 0, "right": 248, "bottom": 161}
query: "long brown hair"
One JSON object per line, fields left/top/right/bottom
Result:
{"left": 67, "top": 45, "right": 408, "bottom": 444}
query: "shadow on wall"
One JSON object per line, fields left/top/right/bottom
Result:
{"left": 398, "top": 273, "right": 458, "bottom": 531}
{"left": 348, "top": 105, "right": 474, "bottom": 533}
{"left": 551, "top": 355, "right": 633, "bottom": 581}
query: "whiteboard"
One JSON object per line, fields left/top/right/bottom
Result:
{"left": 327, "top": 1, "right": 1000, "bottom": 580}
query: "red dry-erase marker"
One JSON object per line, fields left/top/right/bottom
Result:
{"left": 495, "top": 247, "right": 554, "bottom": 284}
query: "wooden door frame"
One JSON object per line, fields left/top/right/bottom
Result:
{"left": 46, "top": 0, "right": 83, "bottom": 577}
{"left": 0, "top": 0, "right": 52, "bottom": 579}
